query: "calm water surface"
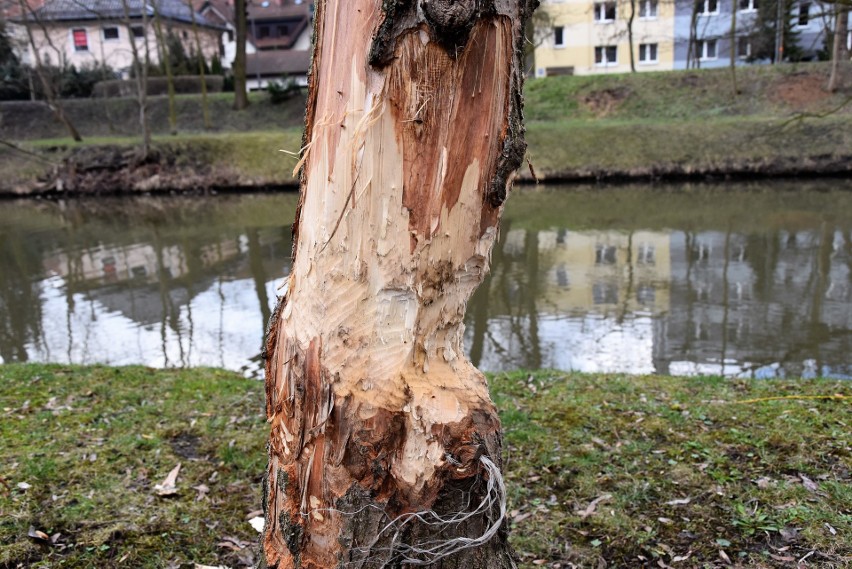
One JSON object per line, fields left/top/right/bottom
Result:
{"left": 1, "top": 180, "right": 851, "bottom": 378}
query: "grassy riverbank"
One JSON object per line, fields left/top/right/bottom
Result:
{"left": 2, "top": 62, "right": 851, "bottom": 194}
{"left": 1, "top": 365, "right": 849, "bottom": 568}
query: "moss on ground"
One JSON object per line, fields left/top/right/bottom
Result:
{"left": 1, "top": 365, "right": 849, "bottom": 568}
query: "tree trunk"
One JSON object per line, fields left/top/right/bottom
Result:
{"left": 151, "top": 6, "right": 178, "bottom": 135}
{"left": 628, "top": 0, "right": 637, "bottom": 72}
{"left": 260, "top": 0, "right": 536, "bottom": 567}
{"left": 828, "top": 3, "right": 849, "bottom": 92}
{"left": 232, "top": 0, "right": 249, "bottom": 110}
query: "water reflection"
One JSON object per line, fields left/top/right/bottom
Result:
{"left": 1, "top": 182, "right": 850, "bottom": 378}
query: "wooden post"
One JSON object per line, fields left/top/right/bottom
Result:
{"left": 261, "top": 0, "right": 536, "bottom": 567}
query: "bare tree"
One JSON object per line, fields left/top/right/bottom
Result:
{"left": 120, "top": 0, "right": 152, "bottom": 155}
{"left": 151, "top": 0, "right": 177, "bottom": 135}
{"left": 17, "top": 0, "right": 82, "bottom": 141}
{"left": 260, "top": 0, "right": 537, "bottom": 566}
{"left": 187, "top": 0, "right": 211, "bottom": 129}
{"left": 232, "top": 0, "right": 248, "bottom": 110}
{"left": 828, "top": 0, "right": 850, "bottom": 91}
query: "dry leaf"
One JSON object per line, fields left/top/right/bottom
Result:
{"left": 27, "top": 526, "right": 50, "bottom": 542}
{"left": 718, "top": 549, "right": 731, "bottom": 564}
{"left": 194, "top": 564, "right": 230, "bottom": 569}
{"left": 665, "top": 497, "right": 691, "bottom": 506}
{"left": 512, "top": 512, "right": 532, "bottom": 523}
{"left": 193, "top": 484, "right": 210, "bottom": 501}
{"left": 245, "top": 509, "right": 264, "bottom": 520}
{"left": 769, "top": 554, "right": 795, "bottom": 562}
{"left": 576, "top": 494, "right": 612, "bottom": 519}
{"left": 825, "top": 523, "right": 837, "bottom": 536}
{"left": 672, "top": 550, "right": 692, "bottom": 563}
{"left": 17, "top": 482, "right": 31, "bottom": 490}
{"left": 154, "top": 463, "right": 181, "bottom": 496}
{"left": 799, "top": 474, "right": 818, "bottom": 492}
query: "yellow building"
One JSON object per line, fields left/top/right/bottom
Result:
{"left": 533, "top": 0, "right": 675, "bottom": 76}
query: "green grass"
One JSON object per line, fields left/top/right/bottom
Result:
{"left": 1, "top": 365, "right": 849, "bottom": 567}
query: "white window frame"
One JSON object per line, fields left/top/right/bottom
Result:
{"left": 738, "top": 0, "right": 757, "bottom": 12}
{"left": 795, "top": 2, "right": 811, "bottom": 28}
{"left": 698, "top": 0, "right": 719, "bottom": 15}
{"left": 553, "top": 25, "right": 565, "bottom": 48}
{"left": 639, "top": 0, "right": 658, "bottom": 19}
{"left": 594, "top": 2, "right": 617, "bottom": 22}
{"left": 699, "top": 38, "right": 718, "bottom": 60}
{"left": 638, "top": 42, "right": 658, "bottom": 64}
{"left": 594, "top": 45, "right": 618, "bottom": 66}
{"left": 102, "top": 26, "right": 120, "bottom": 41}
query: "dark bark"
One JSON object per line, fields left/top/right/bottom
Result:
{"left": 233, "top": 0, "right": 249, "bottom": 110}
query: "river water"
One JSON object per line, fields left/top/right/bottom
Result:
{"left": 1, "top": 180, "right": 850, "bottom": 379}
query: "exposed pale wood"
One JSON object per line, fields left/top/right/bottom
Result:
{"left": 261, "top": 1, "right": 536, "bottom": 567}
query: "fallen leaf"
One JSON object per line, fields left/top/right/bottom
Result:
{"left": 249, "top": 516, "right": 265, "bottom": 533}
{"left": 779, "top": 527, "right": 799, "bottom": 542}
{"left": 576, "top": 494, "right": 612, "bottom": 519}
{"left": 17, "top": 482, "right": 31, "bottom": 490}
{"left": 769, "top": 554, "right": 795, "bottom": 562}
{"left": 658, "top": 517, "right": 673, "bottom": 525}
{"left": 193, "top": 484, "right": 210, "bottom": 501}
{"left": 532, "top": 560, "right": 547, "bottom": 566}
{"left": 154, "top": 463, "right": 182, "bottom": 496}
{"left": 665, "top": 497, "right": 691, "bottom": 506}
{"left": 512, "top": 512, "right": 532, "bottom": 523}
{"left": 718, "top": 549, "right": 731, "bottom": 564}
{"left": 672, "top": 551, "right": 692, "bottom": 563}
{"left": 799, "top": 474, "right": 818, "bottom": 492}
{"left": 27, "top": 526, "right": 50, "bottom": 542}
{"left": 825, "top": 523, "right": 837, "bottom": 536}
{"left": 245, "top": 509, "right": 264, "bottom": 520}
{"left": 754, "top": 477, "right": 773, "bottom": 489}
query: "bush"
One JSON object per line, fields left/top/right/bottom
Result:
{"left": 93, "top": 75, "right": 225, "bottom": 98}
{"left": 267, "top": 77, "right": 300, "bottom": 105}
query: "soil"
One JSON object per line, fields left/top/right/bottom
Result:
{"left": 580, "top": 87, "right": 632, "bottom": 117}
{"left": 769, "top": 71, "right": 832, "bottom": 108}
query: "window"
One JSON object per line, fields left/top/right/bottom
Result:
{"left": 103, "top": 26, "right": 119, "bottom": 40}
{"left": 277, "top": 24, "right": 289, "bottom": 36}
{"left": 258, "top": 25, "right": 270, "bottom": 38}
{"left": 131, "top": 25, "right": 144, "bottom": 38}
{"left": 700, "top": 39, "right": 717, "bottom": 60}
{"left": 595, "top": 244, "right": 618, "bottom": 264}
{"left": 594, "top": 45, "right": 618, "bottom": 66}
{"left": 737, "top": 36, "right": 752, "bottom": 58}
{"left": 553, "top": 25, "right": 565, "bottom": 47}
{"left": 72, "top": 28, "right": 88, "bottom": 51}
{"left": 639, "top": 43, "right": 658, "bottom": 63}
{"left": 739, "top": 0, "right": 757, "bottom": 11}
{"left": 698, "top": 0, "right": 718, "bottom": 14}
{"left": 797, "top": 2, "right": 810, "bottom": 26}
{"left": 639, "top": 0, "right": 658, "bottom": 18}
{"left": 594, "top": 2, "right": 617, "bottom": 21}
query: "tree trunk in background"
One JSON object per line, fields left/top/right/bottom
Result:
{"left": 828, "top": 3, "right": 849, "bottom": 92}
{"left": 151, "top": 6, "right": 177, "bottom": 135}
{"left": 232, "top": 0, "right": 249, "bottom": 110}
{"left": 18, "top": 0, "right": 82, "bottom": 142}
{"left": 188, "top": 2, "right": 211, "bottom": 130}
{"left": 260, "top": 0, "right": 536, "bottom": 567}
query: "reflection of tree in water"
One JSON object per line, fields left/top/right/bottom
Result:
{"left": 0, "top": 230, "right": 44, "bottom": 362}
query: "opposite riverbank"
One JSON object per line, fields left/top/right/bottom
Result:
{"left": 1, "top": 364, "right": 849, "bottom": 568}
{"left": 2, "top": 62, "right": 851, "bottom": 196}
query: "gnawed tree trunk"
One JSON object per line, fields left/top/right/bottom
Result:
{"left": 261, "top": 0, "right": 536, "bottom": 568}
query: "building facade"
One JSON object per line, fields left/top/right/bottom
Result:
{"left": 16, "top": 0, "right": 222, "bottom": 74}
{"left": 534, "top": 0, "right": 676, "bottom": 76}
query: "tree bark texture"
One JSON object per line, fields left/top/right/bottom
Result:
{"left": 261, "top": 1, "right": 536, "bottom": 568}
{"left": 828, "top": 3, "right": 849, "bottom": 92}
{"left": 232, "top": 0, "right": 249, "bottom": 110}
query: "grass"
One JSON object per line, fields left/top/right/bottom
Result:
{"left": 1, "top": 365, "right": 849, "bottom": 568}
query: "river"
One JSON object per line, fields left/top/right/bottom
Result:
{"left": 1, "top": 180, "right": 850, "bottom": 378}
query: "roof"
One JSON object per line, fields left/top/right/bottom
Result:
{"left": 246, "top": 3, "right": 310, "bottom": 21}
{"left": 21, "top": 0, "right": 224, "bottom": 29}
{"left": 245, "top": 49, "right": 310, "bottom": 77}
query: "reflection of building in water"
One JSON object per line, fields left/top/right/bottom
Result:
{"left": 468, "top": 226, "right": 852, "bottom": 378}
{"left": 665, "top": 230, "right": 852, "bottom": 377}
{"left": 468, "top": 228, "right": 672, "bottom": 373}
{"left": 42, "top": 239, "right": 242, "bottom": 287}
{"left": 532, "top": 229, "right": 671, "bottom": 316}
